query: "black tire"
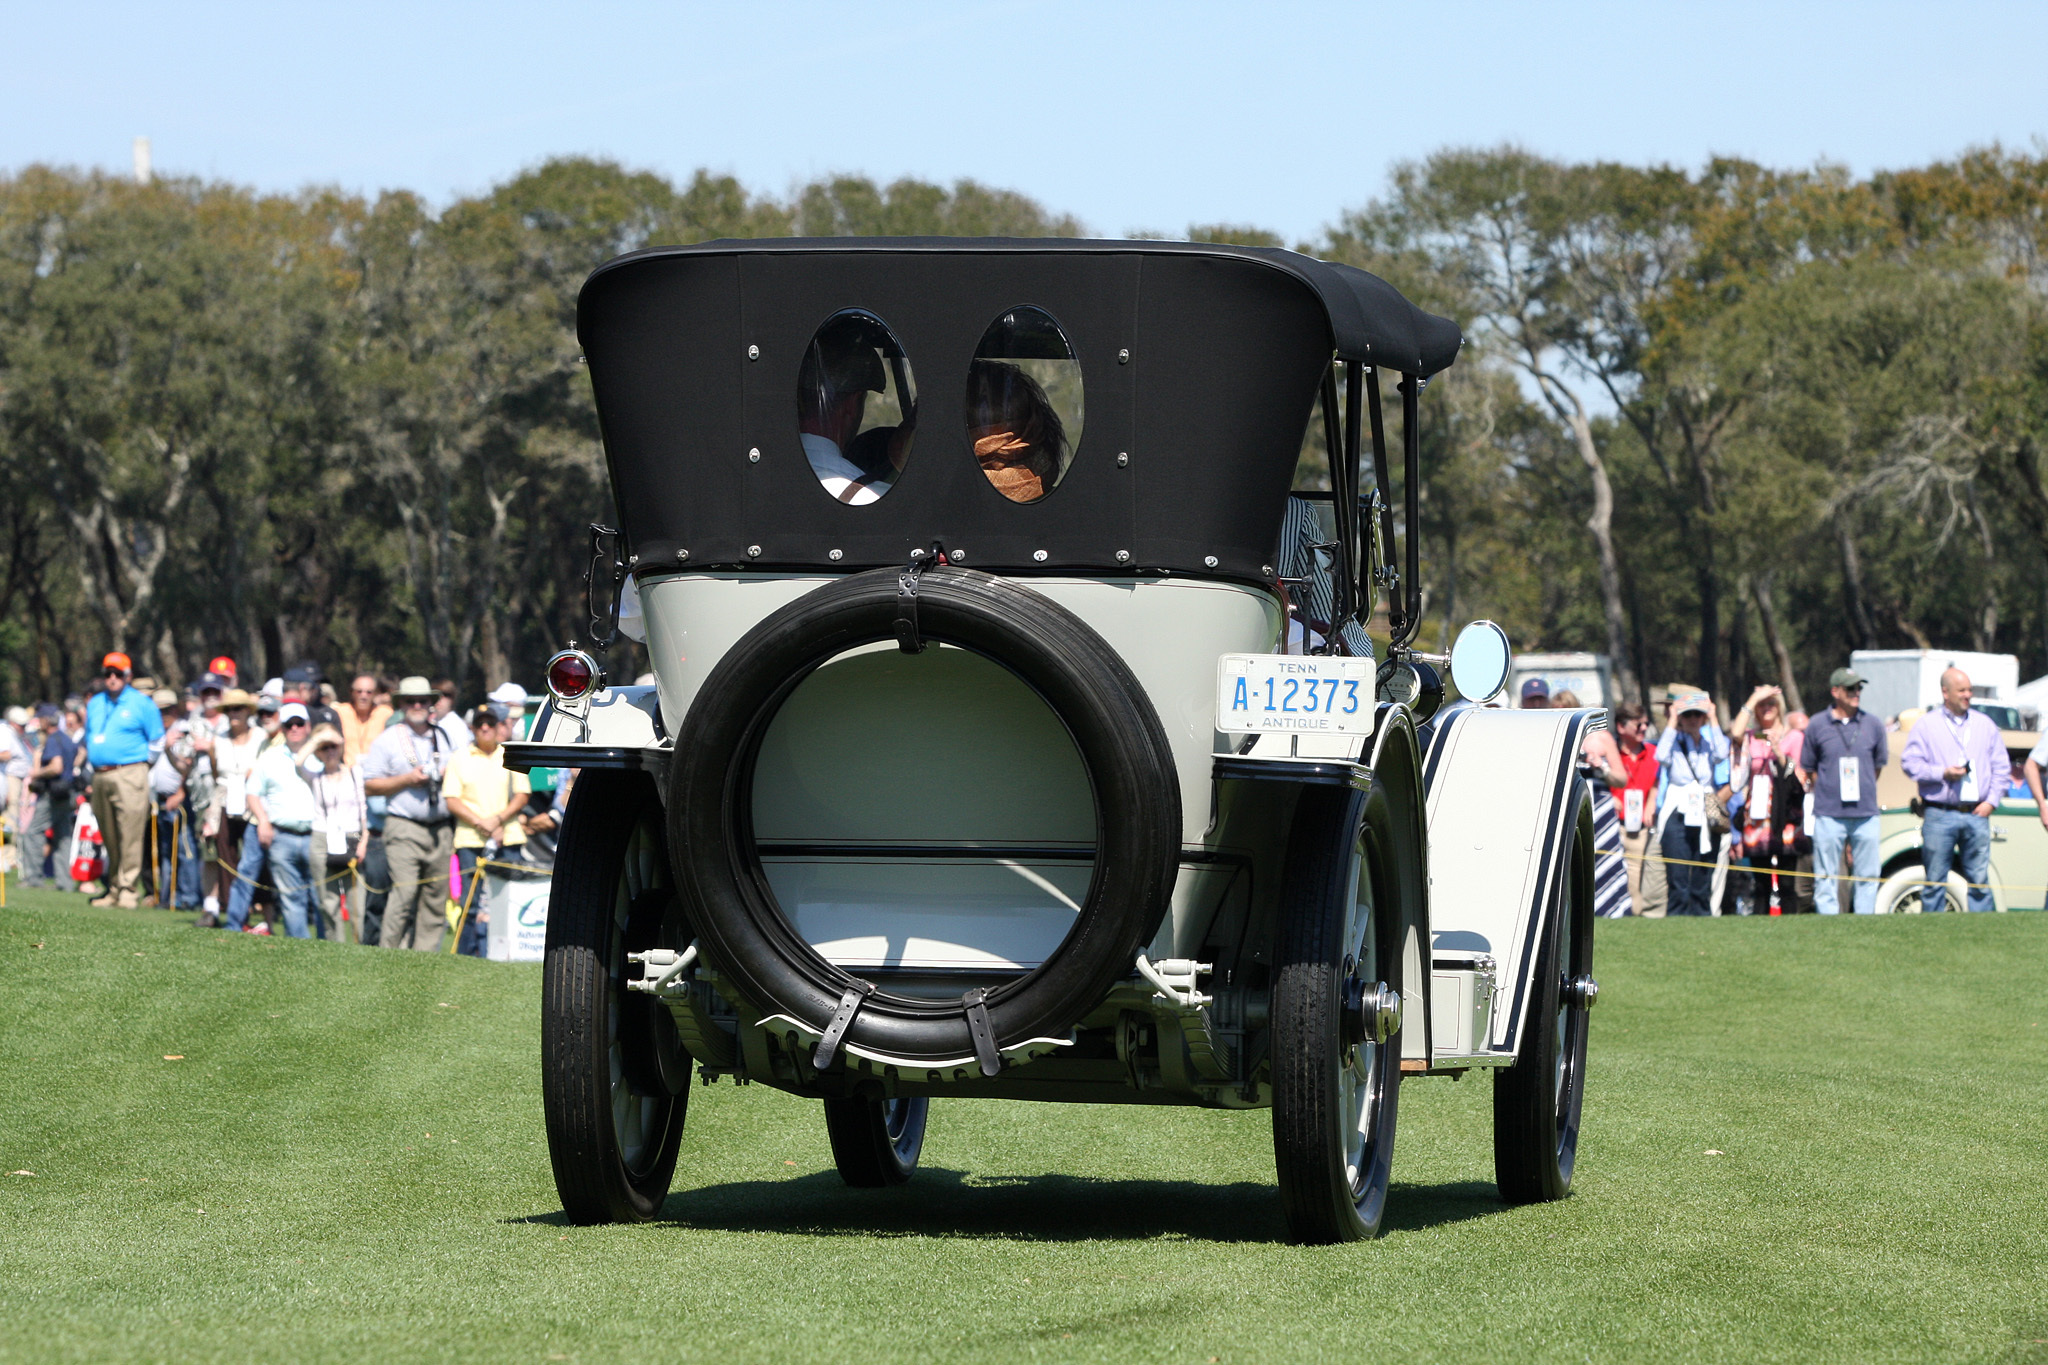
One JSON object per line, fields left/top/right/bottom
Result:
{"left": 1494, "top": 782, "right": 1595, "bottom": 1203}
{"left": 823, "top": 1095, "right": 929, "bottom": 1187}
{"left": 667, "top": 565, "right": 1181, "bottom": 1072}
{"left": 542, "top": 770, "right": 689, "bottom": 1224}
{"left": 1271, "top": 779, "right": 1408, "bottom": 1244}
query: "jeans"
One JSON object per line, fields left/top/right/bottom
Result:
{"left": 1813, "top": 814, "right": 1881, "bottom": 915}
{"left": 152, "top": 808, "right": 202, "bottom": 908}
{"left": 1920, "top": 807, "right": 1994, "bottom": 913}
{"left": 272, "top": 832, "right": 320, "bottom": 938}
{"left": 224, "top": 828, "right": 269, "bottom": 930}
{"left": 358, "top": 832, "right": 387, "bottom": 946}
{"left": 454, "top": 847, "right": 489, "bottom": 958}
{"left": 1660, "top": 817, "right": 1718, "bottom": 916}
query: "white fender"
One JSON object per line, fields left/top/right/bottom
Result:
{"left": 1421, "top": 703, "right": 1598, "bottom": 1056}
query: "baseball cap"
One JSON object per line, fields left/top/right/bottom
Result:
{"left": 1675, "top": 691, "right": 1712, "bottom": 717}
{"left": 101, "top": 651, "right": 132, "bottom": 673}
{"left": 1829, "top": 667, "right": 1868, "bottom": 689}
{"left": 257, "top": 694, "right": 280, "bottom": 714}
{"left": 282, "top": 660, "right": 322, "bottom": 685}
{"left": 192, "top": 672, "right": 228, "bottom": 694}
{"left": 278, "top": 702, "right": 310, "bottom": 725}
{"left": 4, "top": 705, "right": 25, "bottom": 726}
{"left": 34, "top": 702, "right": 59, "bottom": 722}
{"left": 1520, "top": 677, "right": 1550, "bottom": 701}
{"left": 487, "top": 682, "right": 529, "bottom": 706}
{"left": 208, "top": 655, "right": 238, "bottom": 680}
{"left": 395, "top": 675, "right": 437, "bottom": 700}
{"left": 260, "top": 678, "right": 285, "bottom": 699}
{"left": 151, "top": 688, "right": 179, "bottom": 708}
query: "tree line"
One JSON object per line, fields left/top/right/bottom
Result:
{"left": 2, "top": 148, "right": 2045, "bottom": 709}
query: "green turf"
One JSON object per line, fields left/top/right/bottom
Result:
{"left": 2, "top": 886, "right": 2044, "bottom": 1364}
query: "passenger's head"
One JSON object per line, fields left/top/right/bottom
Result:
{"left": 1550, "top": 689, "right": 1580, "bottom": 709}
{"left": 798, "top": 313, "right": 890, "bottom": 447}
{"left": 964, "top": 360, "right": 1065, "bottom": 503}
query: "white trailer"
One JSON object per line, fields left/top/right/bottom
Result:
{"left": 1850, "top": 649, "right": 2019, "bottom": 723}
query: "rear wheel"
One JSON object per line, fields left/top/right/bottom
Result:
{"left": 1272, "top": 782, "right": 1407, "bottom": 1244}
{"left": 542, "top": 771, "right": 689, "bottom": 1224}
{"left": 1494, "top": 785, "right": 1595, "bottom": 1203}
{"left": 1874, "top": 865, "right": 1963, "bottom": 914}
{"left": 823, "top": 1095, "right": 929, "bottom": 1187}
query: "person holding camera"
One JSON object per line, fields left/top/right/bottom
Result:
{"left": 359, "top": 676, "right": 454, "bottom": 950}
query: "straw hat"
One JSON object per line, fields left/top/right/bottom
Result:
{"left": 394, "top": 675, "right": 437, "bottom": 701}
{"left": 219, "top": 688, "right": 255, "bottom": 710}
{"left": 305, "top": 723, "right": 345, "bottom": 755}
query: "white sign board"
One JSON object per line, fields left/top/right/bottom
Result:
{"left": 485, "top": 874, "right": 552, "bottom": 962}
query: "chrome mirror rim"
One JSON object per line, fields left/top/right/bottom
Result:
{"left": 1449, "top": 620, "right": 1512, "bottom": 705}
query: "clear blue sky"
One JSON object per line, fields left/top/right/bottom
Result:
{"left": 7, "top": 1, "right": 2045, "bottom": 244}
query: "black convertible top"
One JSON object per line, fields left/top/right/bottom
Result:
{"left": 578, "top": 239, "right": 1461, "bottom": 582}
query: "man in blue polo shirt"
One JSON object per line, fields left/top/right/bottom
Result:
{"left": 84, "top": 651, "right": 164, "bottom": 909}
{"left": 1799, "top": 666, "right": 1888, "bottom": 915}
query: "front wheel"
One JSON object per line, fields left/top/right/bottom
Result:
{"left": 823, "top": 1095, "right": 929, "bottom": 1187}
{"left": 1494, "top": 783, "right": 1595, "bottom": 1203}
{"left": 1271, "top": 781, "right": 1409, "bottom": 1244}
{"left": 541, "top": 771, "right": 689, "bottom": 1224}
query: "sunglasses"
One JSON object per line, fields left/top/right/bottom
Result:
{"left": 284, "top": 718, "right": 309, "bottom": 728}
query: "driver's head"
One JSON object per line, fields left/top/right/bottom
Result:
{"left": 797, "top": 313, "right": 890, "bottom": 446}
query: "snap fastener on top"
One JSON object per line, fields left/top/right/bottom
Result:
{"left": 1116, "top": 452, "right": 1129, "bottom": 467}
{"left": 747, "top": 344, "right": 760, "bottom": 360}
{"left": 951, "top": 549, "right": 967, "bottom": 563}
{"left": 747, "top": 545, "right": 762, "bottom": 558}
{"left": 1204, "top": 555, "right": 1219, "bottom": 568}
{"left": 748, "top": 447, "right": 760, "bottom": 463}
{"left": 828, "top": 549, "right": 843, "bottom": 562}
{"left": 1115, "top": 550, "right": 1132, "bottom": 564}
{"left": 1117, "top": 348, "right": 1131, "bottom": 364}
{"left": 1033, "top": 550, "right": 1048, "bottom": 562}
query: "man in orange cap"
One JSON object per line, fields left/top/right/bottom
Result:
{"left": 84, "top": 651, "right": 164, "bottom": 908}
{"left": 208, "top": 656, "right": 238, "bottom": 686}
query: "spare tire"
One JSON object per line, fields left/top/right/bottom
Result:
{"left": 666, "top": 565, "right": 1181, "bottom": 1072}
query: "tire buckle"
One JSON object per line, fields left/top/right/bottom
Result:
{"left": 962, "top": 987, "right": 1002, "bottom": 1077}
{"left": 895, "top": 543, "right": 946, "bottom": 654}
{"left": 812, "top": 982, "right": 877, "bottom": 1072}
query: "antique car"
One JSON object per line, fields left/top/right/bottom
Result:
{"left": 504, "top": 239, "right": 1602, "bottom": 1244}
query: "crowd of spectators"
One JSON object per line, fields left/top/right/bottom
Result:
{"left": 1529, "top": 660, "right": 2033, "bottom": 917}
{"left": 1, "top": 653, "right": 566, "bottom": 954}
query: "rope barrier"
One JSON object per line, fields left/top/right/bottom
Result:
{"left": 1594, "top": 844, "right": 2041, "bottom": 895}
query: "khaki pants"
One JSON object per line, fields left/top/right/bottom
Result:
{"left": 381, "top": 816, "right": 452, "bottom": 951}
{"left": 1629, "top": 824, "right": 1668, "bottom": 917}
{"left": 90, "top": 763, "right": 152, "bottom": 902}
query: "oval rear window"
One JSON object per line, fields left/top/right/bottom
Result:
{"left": 797, "top": 310, "right": 917, "bottom": 504}
{"left": 966, "top": 307, "right": 1082, "bottom": 504}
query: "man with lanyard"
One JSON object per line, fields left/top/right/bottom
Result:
{"left": 1653, "top": 692, "right": 1729, "bottom": 916}
{"left": 360, "top": 676, "right": 455, "bottom": 950}
{"left": 85, "top": 651, "right": 165, "bottom": 909}
{"left": 1799, "top": 667, "right": 1889, "bottom": 915}
{"left": 1900, "top": 667, "right": 2008, "bottom": 913}
{"left": 242, "top": 702, "right": 321, "bottom": 938}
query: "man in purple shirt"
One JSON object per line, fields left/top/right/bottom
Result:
{"left": 1899, "top": 667, "right": 2010, "bottom": 912}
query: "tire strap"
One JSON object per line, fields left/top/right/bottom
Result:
{"left": 812, "top": 982, "right": 876, "bottom": 1072}
{"left": 962, "top": 987, "right": 1002, "bottom": 1077}
{"left": 895, "top": 544, "right": 945, "bottom": 654}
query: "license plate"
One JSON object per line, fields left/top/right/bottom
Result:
{"left": 1216, "top": 654, "right": 1375, "bottom": 735}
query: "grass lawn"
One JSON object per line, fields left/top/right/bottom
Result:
{"left": 2, "top": 885, "right": 2045, "bottom": 1364}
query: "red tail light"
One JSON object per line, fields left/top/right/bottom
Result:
{"left": 545, "top": 649, "right": 599, "bottom": 702}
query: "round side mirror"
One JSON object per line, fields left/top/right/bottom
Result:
{"left": 1449, "top": 620, "right": 1512, "bottom": 705}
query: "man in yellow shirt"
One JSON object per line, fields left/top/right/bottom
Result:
{"left": 443, "top": 704, "right": 529, "bottom": 958}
